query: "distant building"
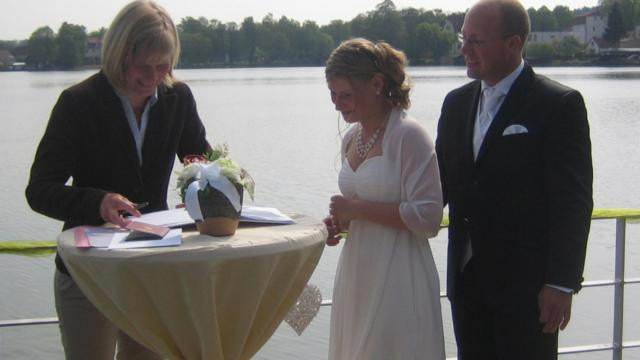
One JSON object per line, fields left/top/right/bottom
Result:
{"left": 443, "top": 20, "right": 455, "bottom": 34}
{"left": 11, "top": 62, "right": 26, "bottom": 71}
{"left": 526, "top": 7, "right": 607, "bottom": 46}
{"left": 618, "top": 38, "right": 640, "bottom": 53}
{"left": 11, "top": 45, "right": 28, "bottom": 62}
{"left": 0, "top": 49, "right": 15, "bottom": 70}
{"left": 85, "top": 36, "right": 102, "bottom": 65}
{"left": 443, "top": 20, "right": 462, "bottom": 62}
{"left": 528, "top": 31, "right": 575, "bottom": 44}
{"left": 587, "top": 37, "right": 612, "bottom": 55}
{"left": 571, "top": 8, "right": 606, "bottom": 44}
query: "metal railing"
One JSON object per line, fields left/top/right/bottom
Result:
{"left": 2, "top": 210, "right": 639, "bottom": 360}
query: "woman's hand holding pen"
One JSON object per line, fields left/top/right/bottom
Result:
{"left": 99, "top": 193, "right": 146, "bottom": 228}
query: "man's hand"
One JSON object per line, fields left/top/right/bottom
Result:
{"left": 538, "top": 285, "right": 573, "bottom": 334}
{"left": 99, "top": 193, "right": 141, "bottom": 228}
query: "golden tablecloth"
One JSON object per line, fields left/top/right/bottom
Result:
{"left": 57, "top": 214, "right": 326, "bottom": 360}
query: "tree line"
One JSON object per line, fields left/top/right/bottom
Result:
{"left": 2, "top": 0, "right": 638, "bottom": 70}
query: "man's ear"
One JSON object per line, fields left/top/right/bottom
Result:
{"left": 507, "top": 34, "right": 525, "bottom": 55}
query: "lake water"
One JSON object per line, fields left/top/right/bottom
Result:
{"left": 1, "top": 66, "right": 639, "bottom": 359}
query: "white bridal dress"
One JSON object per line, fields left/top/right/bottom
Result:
{"left": 329, "top": 109, "right": 445, "bottom": 360}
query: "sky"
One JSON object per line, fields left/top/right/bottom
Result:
{"left": 1, "top": 0, "right": 599, "bottom": 40}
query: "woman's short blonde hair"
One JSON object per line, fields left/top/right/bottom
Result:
{"left": 325, "top": 37, "right": 411, "bottom": 109}
{"left": 101, "top": 0, "right": 180, "bottom": 90}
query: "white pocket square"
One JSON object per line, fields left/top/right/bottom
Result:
{"left": 502, "top": 124, "right": 528, "bottom": 136}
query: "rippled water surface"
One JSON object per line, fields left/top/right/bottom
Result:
{"left": 1, "top": 66, "right": 639, "bottom": 359}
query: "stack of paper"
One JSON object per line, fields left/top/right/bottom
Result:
{"left": 75, "top": 226, "right": 182, "bottom": 249}
{"left": 74, "top": 206, "right": 294, "bottom": 249}
{"left": 131, "top": 206, "right": 295, "bottom": 227}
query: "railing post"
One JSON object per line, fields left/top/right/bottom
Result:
{"left": 612, "top": 218, "right": 626, "bottom": 360}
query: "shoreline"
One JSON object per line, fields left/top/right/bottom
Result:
{"left": 3, "top": 61, "right": 640, "bottom": 72}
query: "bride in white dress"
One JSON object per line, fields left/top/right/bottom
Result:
{"left": 324, "top": 38, "right": 445, "bottom": 360}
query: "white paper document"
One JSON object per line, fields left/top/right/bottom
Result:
{"left": 132, "top": 208, "right": 194, "bottom": 228}
{"left": 130, "top": 206, "right": 295, "bottom": 227}
{"left": 81, "top": 227, "right": 182, "bottom": 249}
{"left": 240, "top": 206, "right": 295, "bottom": 224}
{"left": 85, "top": 228, "right": 127, "bottom": 248}
{"left": 108, "top": 228, "right": 182, "bottom": 249}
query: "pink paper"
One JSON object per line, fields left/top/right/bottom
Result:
{"left": 74, "top": 227, "right": 91, "bottom": 248}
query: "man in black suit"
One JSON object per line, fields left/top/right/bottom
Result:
{"left": 435, "top": 0, "right": 593, "bottom": 359}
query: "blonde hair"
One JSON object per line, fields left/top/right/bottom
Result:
{"left": 325, "top": 37, "right": 411, "bottom": 109}
{"left": 101, "top": 0, "right": 180, "bottom": 90}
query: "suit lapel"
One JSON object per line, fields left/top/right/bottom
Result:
{"left": 464, "top": 82, "right": 482, "bottom": 168}
{"left": 475, "top": 65, "right": 535, "bottom": 163}
{"left": 142, "top": 86, "right": 177, "bottom": 171}
{"left": 96, "top": 73, "right": 143, "bottom": 181}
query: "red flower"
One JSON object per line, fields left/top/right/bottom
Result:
{"left": 183, "top": 154, "right": 208, "bottom": 164}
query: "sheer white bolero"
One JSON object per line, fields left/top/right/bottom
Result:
{"left": 341, "top": 108, "right": 443, "bottom": 237}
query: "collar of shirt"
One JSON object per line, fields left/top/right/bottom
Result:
{"left": 472, "top": 60, "right": 524, "bottom": 160}
{"left": 115, "top": 90, "right": 159, "bottom": 166}
{"left": 481, "top": 59, "right": 525, "bottom": 98}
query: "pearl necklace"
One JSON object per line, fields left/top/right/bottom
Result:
{"left": 355, "top": 124, "right": 383, "bottom": 159}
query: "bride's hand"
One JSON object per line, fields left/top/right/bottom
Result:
{"left": 323, "top": 216, "right": 343, "bottom": 246}
{"left": 329, "top": 195, "right": 357, "bottom": 224}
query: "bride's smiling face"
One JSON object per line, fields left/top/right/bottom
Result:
{"left": 328, "top": 77, "right": 376, "bottom": 124}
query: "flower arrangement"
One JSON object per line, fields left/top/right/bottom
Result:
{"left": 176, "top": 144, "right": 255, "bottom": 235}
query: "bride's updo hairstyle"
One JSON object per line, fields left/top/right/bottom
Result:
{"left": 325, "top": 37, "right": 411, "bottom": 109}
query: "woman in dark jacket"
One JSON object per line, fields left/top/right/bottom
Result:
{"left": 25, "top": 1, "right": 210, "bottom": 358}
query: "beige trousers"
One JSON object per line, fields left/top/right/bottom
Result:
{"left": 54, "top": 270, "right": 163, "bottom": 360}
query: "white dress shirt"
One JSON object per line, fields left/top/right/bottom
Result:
{"left": 472, "top": 60, "right": 524, "bottom": 160}
{"left": 116, "top": 91, "right": 159, "bottom": 166}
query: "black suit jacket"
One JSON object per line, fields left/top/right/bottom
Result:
{"left": 436, "top": 64, "right": 593, "bottom": 302}
{"left": 26, "top": 72, "right": 209, "bottom": 271}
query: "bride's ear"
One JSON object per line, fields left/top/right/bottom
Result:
{"left": 371, "top": 73, "right": 385, "bottom": 96}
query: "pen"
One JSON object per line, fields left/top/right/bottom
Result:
{"left": 134, "top": 201, "right": 149, "bottom": 210}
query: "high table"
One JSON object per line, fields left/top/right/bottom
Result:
{"left": 57, "top": 214, "right": 327, "bottom": 360}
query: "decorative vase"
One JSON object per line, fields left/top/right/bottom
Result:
{"left": 193, "top": 184, "right": 244, "bottom": 236}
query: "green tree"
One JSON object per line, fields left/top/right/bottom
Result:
{"left": 536, "top": 6, "right": 559, "bottom": 31}
{"left": 241, "top": 17, "right": 258, "bottom": 64}
{"left": 525, "top": 42, "right": 555, "bottom": 62}
{"left": 321, "top": 20, "right": 351, "bottom": 46}
{"left": 210, "top": 20, "right": 228, "bottom": 63}
{"left": 225, "top": 22, "right": 242, "bottom": 64}
{"left": 553, "top": 36, "right": 585, "bottom": 58}
{"left": 527, "top": 8, "right": 540, "bottom": 31}
{"left": 368, "top": 0, "right": 407, "bottom": 49}
{"left": 600, "top": 0, "right": 640, "bottom": 30}
{"left": 88, "top": 27, "right": 107, "bottom": 38}
{"left": 0, "top": 40, "right": 19, "bottom": 50}
{"left": 179, "top": 31, "right": 213, "bottom": 66}
{"left": 398, "top": 7, "right": 425, "bottom": 59}
{"left": 56, "top": 22, "right": 87, "bottom": 68}
{"left": 27, "top": 26, "right": 56, "bottom": 68}
{"left": 552, "top": 6, "right": 573, "bottom": 30}
{"left": 415, "top": 22, "right": 456, "bottom": 62}
{"left": 604, "top": 2, "right": 627, "bottom": 47}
